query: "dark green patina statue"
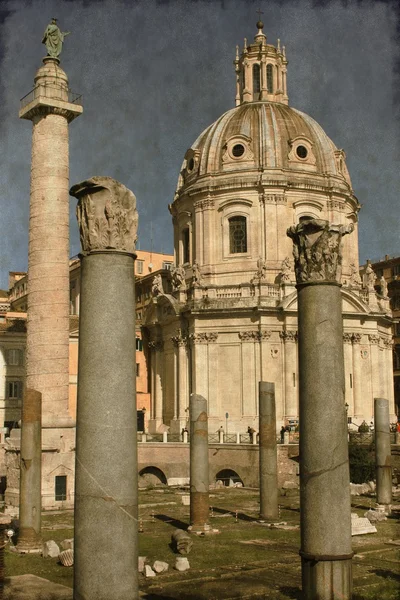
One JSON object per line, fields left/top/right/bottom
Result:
{"left": 42, "top": 18, "right": 70, "bottom": 58}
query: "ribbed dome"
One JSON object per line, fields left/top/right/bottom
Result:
{"left": 177, "top": 101, "right": 351, "bottom": 193}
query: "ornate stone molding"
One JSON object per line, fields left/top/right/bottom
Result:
{"left": 239, "top": 330, "right": 271, "bottom": 342}
{"left": 343, "top": 333, "right": 353, "bottom": 344}
{"left": 193, "top": 198, "right": 215, "bottom": 211}
{"left": 287, "top": 218, "right": 353, "bottom": 284}
{"left": 382, "top": 337, "right": 393, "bottom": 348}
{"left": 148, "top": 340, "right": 164, "bottom": 352}
{"left": 279, "top": 330, "right": 297, "bottom": 343}
{"left": 171, "top": 331, "right": 188, "bottom": 347}
{"left": 189, "top": 332, "right": 218, "bottom": 344}
{"left": 261, "top": 194, "right": 287, "bottom": 205}
{"left": 352, "top": 333, "right": 362, "bottom": 344}
{"left": 71, "top": 176, "right": 138, "bottom": 254}
{"left": 368, "top": 334, "right": 380, "bottom": 345}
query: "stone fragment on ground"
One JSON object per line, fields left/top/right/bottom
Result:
{"left": 60, "top": 538, "right": 74, "bottom": 550}
{"left": 364, "top": 509, "right": 387, "bottom": 522}
{"left": 153, "top": 560, "right": 169, "bottom": 573}
{"left": 171, "top": 528, "right": 193, "bottom": 554}
{"left": 175, "top": 557, "right": 190, "bottom": 571}
{"left": 138, "top": 556, "right": 147, "bottom": 573}
{"left": 144, "top": 565, "right": 156, "bottom": 578}
{"left": 42, "top": 540, "right": 60, "bottom": 558}
{"left": 59, "top": 549, "right": 74, "bottom": 567}
{"left": 351, "top": 513, "right": 377, "bottom": 535}
{"left": 350, "top": 482, "right": 373, "bottom": 496}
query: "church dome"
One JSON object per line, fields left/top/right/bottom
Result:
{"left": 176, "top": 101, "right": 352, "bottom": 195}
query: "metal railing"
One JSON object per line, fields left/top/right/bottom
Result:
{"left": 20, "top": 84, "right": 83, "bottom": 110}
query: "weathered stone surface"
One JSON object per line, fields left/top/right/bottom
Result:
{"left": 181, "top": 495, "right": 190, "bottom": 505}
{"left": 138, "top": 556, "right": 147, "bottom": 573}
{"left": 282, "top": 481, "right": 298, "bottom": 489}
{"left": 42, "top": 540, "right": 60, "bottom": 558}
{"left": 190, "top": 394, "right": 209, "bottom": 532}
{"left": 59, "top": 548, "right": 73, "bottom": 567}
{"left": 171, "top": 529, "right": 193, "bottom": 555}
{"left": 144, "top": 565, "right": 156, "bottom": 578}
{"left": 71, "top": 176, "right": 138, "bottom": 254}
{"left": 3, "top": 574, "right": 73, "bottom": 599}
{"left": 60, "top": 538, "right": 74, "bottom": 551}
{"left": 364, "top": 509, "right": 387, "bottom": 522}
{"left": 259, "top": 382, "right": 278, "bottom": 521}
{"left": 351, "top": 513, "right": 377, "bottom": 535}
{"left": 175, "top": 557, "right": 190, "bottom": 571}
{"left": 350, "top": 482, "right": 371, "bottom": 496}
{"left": 153, "top": 560, "right": 169, "bottom": 573}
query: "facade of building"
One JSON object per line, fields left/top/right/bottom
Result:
{"left": 360, "top": 256, "right": 400, "bottom": 417}
{"left": 143, "top": 21, "right": 396, "bottom": 435}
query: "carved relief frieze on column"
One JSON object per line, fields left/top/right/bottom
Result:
{"left": 73, "top": 176, "right": 138, "bottom": 255}
{"left": 287, "top": 218, "right": 353, "bottom": 283}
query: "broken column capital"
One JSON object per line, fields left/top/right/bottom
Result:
{"left": 287, "top": 218, "right": 353, "bottom": 285}
{"left": 70, "top": 176, "right": 138, "bottom": 254}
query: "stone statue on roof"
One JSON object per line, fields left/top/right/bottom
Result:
{"left": 42, "top": 18, "right": 70, "bottom": 58}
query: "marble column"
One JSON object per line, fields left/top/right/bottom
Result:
{"left": 374, "top": 398, "right": 392, "bottom": 507}
{"left": 70, "top": 177, "right": 139, "bottom": 600}
{"left": 189, "top": 393, "right": 210, "bottom": 533}
{"left": 288, "top": 219, "right": 353, "bottom": 600}
{"left": 259, "top": 382, "right": 278, "bottom": 521}
{"left": 17, "top": 390, "right": 42, "bottom": 552}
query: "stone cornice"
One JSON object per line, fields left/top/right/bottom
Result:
{"left": 19, "top": 99, "right": 82, "bottom": 123}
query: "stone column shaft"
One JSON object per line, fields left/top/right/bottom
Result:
{"left": 288, "top": 219, "right": 353, "bottom": 600}
{"left": 298, "top": 285, "right": 352, "bottom": 599}
{"left": 352, "top": 338, "right": 363, "bottom": 418}
{"left": 17, "top": 390, "right": 42, "bottom": 551}
{"left": 178, "top": 343, "right": 188, "bottom": 419}
{"left": 259, "top": 382, "right": 278, "bottom": 520}
{"left": 71, "top": 176, "right": 139, "bottom": 600}
{"left": 374, "top": 398, "right": 392, "bottom": 506}
{"left": 190, "top": 393, "right": 209, "bottom": 532}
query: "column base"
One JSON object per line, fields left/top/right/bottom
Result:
{"left": 17, "top": 528, "right": 42, "bottom": 554}
{"left": 301, "top": 556, "right": 352, "bottom": 600}
{"left": 169, "top": 419, "right": 188, "bottom": 434}
{"left": 147, "top": 419, "right": 164, "bottom": 434}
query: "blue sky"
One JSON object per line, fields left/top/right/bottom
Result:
{"left": 0, "top": 0, "right": 399, "bottom": 289}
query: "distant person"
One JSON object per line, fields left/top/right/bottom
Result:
{"left": 280, "top": 426, "right": 285, "bottom": 443}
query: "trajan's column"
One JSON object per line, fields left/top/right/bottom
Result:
{"left": 17, "top": 19, "right": 82, "bottom": 550}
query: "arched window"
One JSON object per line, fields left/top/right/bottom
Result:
{"left": 267, "top": 64, "right": 273, "bottom": 93}
{"left": 229, "top": 216, "right": 247, "bottom": 254}
{"left": 253, "top": 64, "right": 260, "bottom": 97}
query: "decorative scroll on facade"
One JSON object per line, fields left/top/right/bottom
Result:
{"left": 71, "top": 176, "right": 138, "bottom": 254}
{"left": 286, "top": 218, "right": 353, "bottom": 284}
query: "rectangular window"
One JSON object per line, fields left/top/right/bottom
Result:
{"left": 7, "top": 349, "right": 23, "bottom": 366}
{"left": 136, "top": 338, "right": 143, "bottom": 351}
{"left": 182, "top": 228, "right": 190, "bottom": 264}
{"left": 392, "top": 265, "right": 400, "bottom": 277}
{"left": 7, "top": 381, "right": 21, "bottom": 399}
{"left": 229, "top": 216, "right": 247, "bottom": 254}
{"left": 55, "top": 475, "right": 67, "bottom": 501}
{"left": 136, "top": 261, "right": 144, "bottom": 275}
{"left": 350, "top": 374, "right": 353, "bottom": 389}
{"left": 136, "top": 363, "right": 140, "bottom": 377}
{"left": 163, "top": 262, "right": 173, "bottom": 270}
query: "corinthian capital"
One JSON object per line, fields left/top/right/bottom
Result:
{"left": 287, "top": 219, "right": 353, "bottom": 284}
{"left": 70, "top": 176, "right": 138, "bottom": 254}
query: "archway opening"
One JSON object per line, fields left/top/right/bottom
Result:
{"left": 139, "top": 466, "right": 167, "bottom": 488}
{"left": 215, "top": 469, "right": 243, "bottom": 487}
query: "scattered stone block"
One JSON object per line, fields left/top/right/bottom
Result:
{"left": 351, "top": 513, "right": 377, "bottom": 536}
{"left": 144, "top": 565, "right": 156, "bottom": 578}
{"left": 60, "top": 538, "right": 74, "bottom": 551}
{"left": 42, "top": 540, "right": 60, "bottom": 558}
{"left": 153, "top": 560, "right": 169, "bottom": 573}
{"left": 282, "top": 481, "right": 298, "bottom": 489}
{"left": 171, "top": 529, "right": 193, "bottom": 554}
{"left": 364, "top": 509, "right": 387, "bottom": 522}
{"left": 138, "top": 556, "right": 147, "bottom": 573}
{"left": 181, "top": 495, "right": 190, "bottom": 506}
{"left": 175, "top": 557, "right": 190, "bottom": 571}
{"left": 59, "top": 549, "right": 74, "bottom": 567}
